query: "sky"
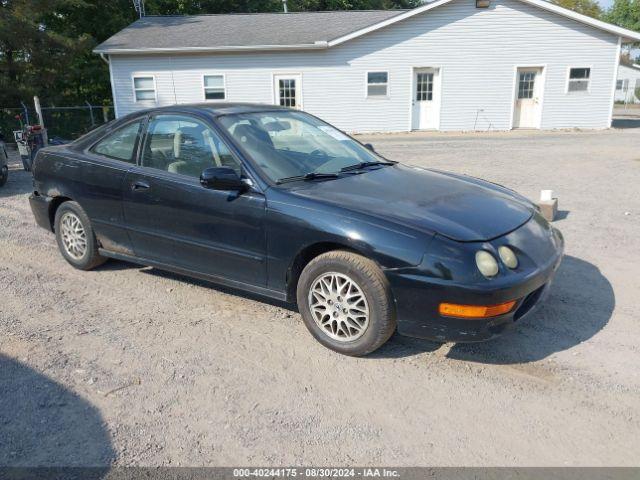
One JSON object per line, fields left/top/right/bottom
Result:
{"left": 597, "top": 0, "right": 614, "bottom": 9}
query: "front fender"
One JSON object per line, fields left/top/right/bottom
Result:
{"left": 265, "top": 188, "right": 433, "bottom": 293}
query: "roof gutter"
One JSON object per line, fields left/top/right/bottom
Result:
{"left": 94, "top": 41, "right": 329, "bottom": 55}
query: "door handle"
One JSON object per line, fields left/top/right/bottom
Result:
{"left": 131, "top": 180, "right": 150, "bottom": 191}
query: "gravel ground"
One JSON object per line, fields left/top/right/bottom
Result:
{"left": 1, "top": 123, "right": 639, "bottom": 467}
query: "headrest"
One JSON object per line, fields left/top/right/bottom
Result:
{"left": 233, "top": 124, "right": 273, "bottom": 149}
{"left": 173, "top": 126, "right": 204, "bottom": 158}
{"left": 173, "top": 130, "right": 182, "bottom": 158}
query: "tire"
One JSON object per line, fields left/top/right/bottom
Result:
{"left": 0, "top": 166, "right": 7, "bottom": 187}
{"left": 54, "top": 201, "right": 107, "bottom": 270}
{"left": 297, "top": 250, "right": 396, "bottom": 356}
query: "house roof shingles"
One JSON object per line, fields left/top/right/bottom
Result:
{"left": 95, "top": 1, "right": 640, "bottom": 55}
{"left": 94, "top": 10, "right": 407, "bottom": 54}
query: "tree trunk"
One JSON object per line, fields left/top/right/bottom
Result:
{"left": 6, "top": 48, "right": 17, "bottom": 83}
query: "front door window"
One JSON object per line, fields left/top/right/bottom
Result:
{"left": 279, "top": 79, "right": 297, "bottom": 108}
{"left": 141, "top": 115, "right": 240, "bottom": 178}
{"left": 416, "top": 73, "right": 434, "bottom": 102}
{"left": 518, "top": 72, "right": 536, "bottom": 99}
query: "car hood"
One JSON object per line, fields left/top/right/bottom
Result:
{"left": 288, "top": 165, "right": 534, "bottom": 242}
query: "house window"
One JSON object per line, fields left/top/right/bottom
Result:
{"left": 367, "top": 72, "right": 388, "bottom": 97}
{"left": 133, "top": 76, "right": 156, "bottom": 102}
{"left": 616, "top": 80, "right": 624, "bottom": 90}
{"left": 567, "top": 68, "right": 590, "bottom": 93}
{"left": 204, "top": 75, "right": 226, "bottom": 100}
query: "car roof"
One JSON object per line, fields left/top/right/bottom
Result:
{"left": 71, "top": 103, "right": 295, "bottom": 150}
{"left": 127, "top": 103, "right": 290, "bottom": 118}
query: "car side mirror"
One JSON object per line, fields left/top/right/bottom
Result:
{"left": 200, "top": 167, "right": 246, "bottom": 191}
{"left": 364, "top": 143, "right": 375, "bottom": 152}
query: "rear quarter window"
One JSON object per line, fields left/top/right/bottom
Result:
{"left": 90, "top": 121, "right": 143, "bottom": 163}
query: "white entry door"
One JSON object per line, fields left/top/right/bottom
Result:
{"left": 513, "top": 67, "right": 544, "bottom": 129}
{"left": 412, "top": 68, "right": 440, "bottom": 130}
{"left": 274, "top": 74, "right": 302, "bottom": 109}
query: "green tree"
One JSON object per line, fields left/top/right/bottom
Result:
{"left": 0, "top": 0, "right": 96, "bottom": 106}
{"left": 604, "top": 0, "right": 640, "bottom": 31}
{"left": 39, "top": 0, "right": 137, "bottom": 105}
{"left": 286, "top": 0, "right": 421, "bottom": 10}
{"left": 142, "top": 0, "right": 281, "bottom": 15}
{"left": 141, "top": 0, "right": 420, "bottom": 14}
{"left": 552, "top": 0, "right": 602, "bottom": 18}
{"left": 604, "top": 0, "right": 640, "bottom": 56}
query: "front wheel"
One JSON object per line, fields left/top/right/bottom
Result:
{"left": 297, "top": 250, "right": 396, "bottom": 356}
{"left": 0, "top": 165, "right": 7, "bottom": 187}
{"left": 54, "top": 201, "right": 107, "bottom": 270}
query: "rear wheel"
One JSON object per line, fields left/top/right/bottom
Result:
{"left": 297, "top": 250, "right": 396, "bottom": 356}
{"left": 0, "top": 165, "right": 7, "bottom": 187}
{"left": 54, "top": 201, "right": 106, "bottom": 270}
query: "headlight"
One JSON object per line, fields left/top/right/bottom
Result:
{"left": 498, "top": 246, "right": 518, "bottom": 269}
{"left": 475, "top": 250, "right": 499, "bottom": 278}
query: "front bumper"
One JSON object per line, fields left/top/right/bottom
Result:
{"left": 386, "top": 216, "right": 564, "bottom": 342}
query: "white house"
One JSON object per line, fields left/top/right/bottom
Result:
{"left": 616, "top": 63, "right": 640, "bottom": 103}
{"left": 95, "top": 0, "right": 640, "bottom": 133}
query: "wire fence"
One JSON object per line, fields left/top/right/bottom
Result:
{"left": 0, "top": 104, "right": 115, "bottom": 143}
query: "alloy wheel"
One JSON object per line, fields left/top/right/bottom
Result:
{"left": 308, "top": 272, "right": 370, "bottom": 342}
{"left": 60, "top": 212, "right": 88, "bottom": 260}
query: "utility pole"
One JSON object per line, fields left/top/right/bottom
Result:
{"left": 282, "top": 0, "right": 288, "bottom": 13}
{"left": 133, "top": 0, "right": 145, "bottom": 18}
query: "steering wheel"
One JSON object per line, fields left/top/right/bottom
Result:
{"left": 310, "top": 149, "right": 328, "bottom": 157}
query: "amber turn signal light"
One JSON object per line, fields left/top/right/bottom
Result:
{"left": 439, "top": 300, "right": 517, "bottom": 319}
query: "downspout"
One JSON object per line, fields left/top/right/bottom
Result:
{"left": 608, "top": 37, "right": 622, "bottom": 128}
{"left": 100, "top": 53, "right": 120, "bottom": 119}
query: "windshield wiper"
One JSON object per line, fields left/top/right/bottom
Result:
{"left": 340, "top": 161, "right": 395, "bottom": 172}
{"left": 276, "top": 172, "right": 340, "bottom": 184}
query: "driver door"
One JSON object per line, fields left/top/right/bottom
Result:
{"left": 122, "top": 113, "right": 267, "bottom": 286}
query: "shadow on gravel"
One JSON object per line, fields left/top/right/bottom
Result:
{"left": 369, "top": 334, "right": 441, "bottom": 359}
{"left": 372, "top": 256, "right": 614, "bottom": 363}
{"left": 0, "top": 354, "right": 115, "bottom": 467}
{"left": 0, "top": 156, "right": 33, "bottom": 198}
{"left": 612, "top": 118, "right": 640, "bottom": 129}
{"left": 446, "top": 255, "right": 614, "bottom": 364}
{"left": 98, "top": 255, "right": 613, "bottom": 365}
{"left": 138, "top": 265, "right": 298, "bottom": 312}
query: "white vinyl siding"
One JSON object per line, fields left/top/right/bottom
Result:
{"left": 615, "top": 64, "right": 640, "bottom": 103}
{"left": 109, "top": 0, "right": 620, "bottom": 132}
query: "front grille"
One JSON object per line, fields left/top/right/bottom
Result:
{"left": 514, "top": 284, "right": 546, "bottom": 321}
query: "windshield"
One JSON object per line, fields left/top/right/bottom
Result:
{"left": 218, "top": 110, "right": 383, "bottom": 183}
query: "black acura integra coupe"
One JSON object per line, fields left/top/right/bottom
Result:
{"left": 29, "top": 104, "right": 564, "bottom": 356}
